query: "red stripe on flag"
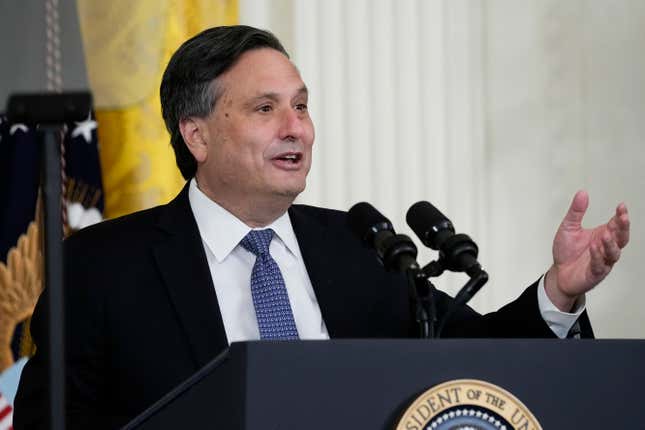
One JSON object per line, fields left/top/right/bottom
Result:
{"left": 0, "top": 403, "right": 11, "bottom": 421}
{"left": 0, "top": 394, "right": 13, "bottom": 430}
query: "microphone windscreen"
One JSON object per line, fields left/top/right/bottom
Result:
{"left": 347, "top": 202, "right": 393, "bottom": 246}
{"left": 406, "top": 201, "right": 453, "bottom": 249}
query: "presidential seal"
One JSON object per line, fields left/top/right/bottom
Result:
{"left": 395, "top": 379, "right": 542, "bottom": 430}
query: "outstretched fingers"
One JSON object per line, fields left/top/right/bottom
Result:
{"left": 589, "top": 241, "right": 609, "bottom": 278}
{"left": 609, "top": 203, "right": 630, "bottom": 248}
{"left": 561, "top": 190, "right": 589, "bottom": 230}
{"left": 602, "top": 232, "right": 621, "bottom": 266}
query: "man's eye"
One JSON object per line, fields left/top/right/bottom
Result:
{"left": 295, "top": 103, "right": 308, "bottom": 112}
{"left": 257, "top": 105, "right": 273, "bottom": 113}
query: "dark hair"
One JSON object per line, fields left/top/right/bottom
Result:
{"left": 160, "top": 25, "right": 289, "bottom": 179}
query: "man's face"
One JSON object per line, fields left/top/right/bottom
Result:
{"left": 196, "top": 48, "right": 314, "bottom": 208}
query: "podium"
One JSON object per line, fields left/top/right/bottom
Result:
{"left": 125, "top": 339, "right": 645, "bottom": 429}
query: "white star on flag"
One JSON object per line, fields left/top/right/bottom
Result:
{"left": 9, "top": 124, "right": 28, "bottom": 136}
{"left": 71, "top": 111, "right": 97, "bottom": 143}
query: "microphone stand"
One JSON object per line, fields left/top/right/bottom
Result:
{"left": 367, "top": 227, "right": 439, "bottom": 340}
{"left": 406, "top": 268, "right": 438, "bottom": 339}
{"left": 418, "top": 258, "right": 489, "bottom": 338}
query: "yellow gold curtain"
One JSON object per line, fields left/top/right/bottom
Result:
{"left": 77, "top": 0, "right": 238, "bottom": 218}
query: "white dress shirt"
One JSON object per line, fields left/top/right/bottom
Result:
{"left": 537, "top": 275, "right": 585, "bottom": 338}
{"left": 188, "top": 179, "right": 584, "bottom": 341}
{"left": 188, "top": 178, "right": 329, "bottom": 344}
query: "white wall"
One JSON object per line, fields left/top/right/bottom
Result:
{"left": 484, "top": 0, "right": 645, "bottom": 337}
{"left": 240, "top": 0, "right": 645, "bottom": 337}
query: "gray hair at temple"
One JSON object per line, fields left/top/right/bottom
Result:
{"left": 160, "top": 25, "right": 289, "bottom": 180}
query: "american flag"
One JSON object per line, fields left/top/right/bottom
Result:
{"left": 0, "top": 111, "right": 103, "bottom": 430}
{"left": 0, "top": 392, "right": 13, "bottom": 430}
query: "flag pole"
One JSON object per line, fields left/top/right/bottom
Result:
{"left": 8, "top": 92, "right": 92, "bottom": 430}
{"left": 40, "top": 125, "right": 65, "bottom": 430}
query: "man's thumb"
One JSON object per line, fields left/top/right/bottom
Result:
{"left": 562, "top": 190, "right": 589, "bottom": 228}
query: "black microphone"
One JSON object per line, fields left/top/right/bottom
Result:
{"left": 407, "top": 201, "right": 489, "bottom": 336}
{"left": 348, "top": 202, "right": 419, "bottom": 273}
{"left": 406, "top": 201, "right": 481, "bottom": 276}
{"left": 405, "top": 201, "right": 488, "bottom": 324}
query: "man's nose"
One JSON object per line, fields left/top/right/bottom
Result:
{"left": 278, "top": 107, "right": 305, "bottom": 141}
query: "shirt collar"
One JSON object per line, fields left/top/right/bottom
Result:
{"left": 187, "top": 178, "right": 300, "bottom": 262}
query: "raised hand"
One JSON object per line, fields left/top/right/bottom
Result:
{"left": 545, "top": 190, "right": 630, "bottom": 312}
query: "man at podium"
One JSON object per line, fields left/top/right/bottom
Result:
{"left": 14, "top": 25, "right": 630, "bottom": 429}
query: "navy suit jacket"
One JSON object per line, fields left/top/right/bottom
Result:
{"left": 14, "top": 184, "right": 592, "bottom": 429}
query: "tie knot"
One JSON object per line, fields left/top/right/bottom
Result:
{"left": 240, "top": 229, "right": 274, "bottom": 256}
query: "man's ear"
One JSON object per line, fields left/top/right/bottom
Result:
{"left": 179, "top": 117, "right": 208, "bottom": 163}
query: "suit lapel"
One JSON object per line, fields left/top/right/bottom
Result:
{"left": 153, "top": 184, "right": 228, "bottom": 367}
{"left": 289, "top": 205, "right": 361, "bottom": 337}
{"left": 151, "top": 195, "right": 369, "bottom": 357}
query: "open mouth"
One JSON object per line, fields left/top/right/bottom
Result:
{"left": 272, "top": 152, "right": 303, "bottom": 164}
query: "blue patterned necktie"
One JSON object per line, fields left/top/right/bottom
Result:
{"left": 240, "top": 229, "right": 299, "bottom": 340}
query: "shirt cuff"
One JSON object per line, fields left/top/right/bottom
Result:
{"left": 537, "top": 274, "right": 586, "bottom": 338}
